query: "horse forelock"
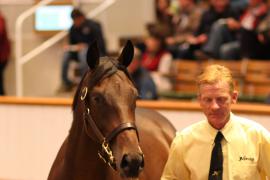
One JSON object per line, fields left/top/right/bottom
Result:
{"left": 72, "top": 57, "right": 134, "bottom": 111}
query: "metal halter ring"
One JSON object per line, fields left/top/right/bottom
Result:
{"left": 81, "top": 87, "right": 88, "bottom": 100}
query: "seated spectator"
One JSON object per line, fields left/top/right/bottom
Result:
{"left": 141, "top": 29, "right": 173, "bottom": 92}
{"left": 239, "top": 0, "right": 267, "bottom": 59}
{"left": 256, "top": 0, "right": 270, "bottom": 59}
{"left": 58, "top": 8, "right": 106, "bottom": 92}
{"left": 128, "top": 48, "right": 158, "bottom": 100}
{"left": 173, "top": 0, "right": 239, "bottom": 60}
{"left": 192, "top": 0, "right": 240, "bottom": 60}
{"left": 213, "top": 0, "right": 268, "bottom": 60}
{"left": 154, "top": 0, "right": 174, "bottom": 37}
{"left": 166, "top": 0, "right": 203, "bottom": 59}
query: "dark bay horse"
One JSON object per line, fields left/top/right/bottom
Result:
{"left": 48, "top": 41, "right": 176, "bottom": 180}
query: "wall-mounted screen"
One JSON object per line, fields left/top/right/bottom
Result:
{"left": 35, "top": 5, "right": 73, "bottom": 32}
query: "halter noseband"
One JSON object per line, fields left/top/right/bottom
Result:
{"left": 81, "top": 60, "right": 139, "bottom": 170}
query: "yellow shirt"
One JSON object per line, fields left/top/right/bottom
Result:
{"left": 161, "top": 113, "right": 270, "bottom": 180}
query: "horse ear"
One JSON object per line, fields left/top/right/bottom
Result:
{"left": 87, "top": 41, "right": 100, "bottom": 69}
{"left": 118, "top": 40, "right": 134, "bottom": 67}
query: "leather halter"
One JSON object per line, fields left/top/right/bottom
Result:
{"left": 80, "top": 61, "right": 139, "bottom": 170}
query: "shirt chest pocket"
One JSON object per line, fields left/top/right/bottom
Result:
{"left": 231, "top": 162, "right": 259, "bottom": 180}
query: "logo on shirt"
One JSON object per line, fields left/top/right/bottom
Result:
{"left": 239, "top": 156, "right": 254, "bottom": 162}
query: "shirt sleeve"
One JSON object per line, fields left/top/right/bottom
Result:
{"left": 161, "top": 133, "right": 189, "bottom": 180}
{"left": 258, "top": 127, "right": 270, "bottom": 178}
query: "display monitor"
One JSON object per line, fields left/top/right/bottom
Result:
{"left": 35, "top": 5, "right": 74, "bottom": 32}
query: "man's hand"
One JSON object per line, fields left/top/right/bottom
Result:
{"left": 186, "top": 34, "right": 208, "bottom": 45}
{"left": 196, "top": 34, "right": 208, "bottom": 44}
{"left": 186, "top": 35, "right": 198, "bottom": 44}
{"left": 226, "top": 18, "right": 240, "bottom": 30}
{"left": 166, "top": 37, "right": 176, "bottom": 45}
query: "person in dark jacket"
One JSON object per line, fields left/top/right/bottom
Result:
{"left": 0, "top": 11, "right": 10, "bottom": 95}
{"left": 58, "top": 8, "right": 106, "bottom": 92}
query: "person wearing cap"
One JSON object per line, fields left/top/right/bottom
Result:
{"left": 161, "top": 64, "right": 270, "bottom": 179}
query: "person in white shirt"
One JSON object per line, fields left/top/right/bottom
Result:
{"left": 161, "top": 64, "right": 270, "bottom": 180}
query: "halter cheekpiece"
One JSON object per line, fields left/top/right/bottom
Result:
{"left": 80, "top": 59, "right": 139, "bottom": 170}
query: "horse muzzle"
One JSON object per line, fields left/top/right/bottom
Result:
{"left": 120, "top": 152, "right": 144, "bottom": 178}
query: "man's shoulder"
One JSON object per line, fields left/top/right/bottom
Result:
{"left": 233, "top": 114, "right": 268, "bottom": 134}
{"left": 179, "top": 120, "right": 207, "bottom": 136}
{"left": 173, "top": 120, "right": 210, "bottom": 146}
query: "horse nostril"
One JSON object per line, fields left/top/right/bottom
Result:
{"left": 140, "top": 154, "right": 144, "bottom": 169}
{"left": 120, "top": 153, "right": 144, "bottom": 178}
{"left": 120, "top": 154, "right": 129, "bottom": 169}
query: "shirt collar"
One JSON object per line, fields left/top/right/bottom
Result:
{"left": 220, "top": 112, "right": 237, "bottom": 143}
{"left": 205, "top": 112, "right": 235, "bottom": 143}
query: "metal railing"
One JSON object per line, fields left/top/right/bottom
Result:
{"left": 15, "top": 0, "right": 116, "bottom": 96}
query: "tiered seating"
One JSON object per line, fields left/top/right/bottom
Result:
{"left": 171, "top": 59, "right": 270, "bottom": 100}
{"left": 243, "top": 60, "right": 270, "bottom": 97}
{"left": 172, "top": 60, "right": 202, "bottom": 94}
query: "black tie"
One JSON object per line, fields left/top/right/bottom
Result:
{"left": 209, "top": 131, "right": 224, "bottom": 180}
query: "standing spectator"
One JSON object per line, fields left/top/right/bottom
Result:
{"left": 58, "top": 8, "right": 106, "bottom": 92}
{"left": 161, "top": 64, "right": 270, "bottom": 179}
{"left": 0, "top": 11, "right": 10, "bottom": 96}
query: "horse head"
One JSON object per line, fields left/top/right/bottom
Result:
{"left": 74, "top": 40, "right": 144, "bottom": 178}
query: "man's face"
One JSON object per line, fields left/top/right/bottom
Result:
{"left": 179, "top": 0, "right": 193, "bottom": 9}
{"left": 198, "top": 81, "right": 238, "bottom": 129}
{"left": 145, "top": 36, "right": 161, "bottom": 53}
{"left": 73, "top": 16, "right": 84, "bottom": 27}
{"left": 211, "top": 0, "right": 229, "bottom": 13}
{"left": 158, "top": 0, "right": 170, "bottom": 11}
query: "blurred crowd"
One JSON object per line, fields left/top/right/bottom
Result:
{"left": 149, "top": 0, "right": 270, "bottom": 60}
{"left": 128, "top": 0, "right": 270, "bottom": 100}
{"left": 2, "top": 1, "right": 270, "bottom": 100}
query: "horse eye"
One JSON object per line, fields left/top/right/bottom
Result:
{"left": 91, "top": 94, "right": 103, "bottom": 104}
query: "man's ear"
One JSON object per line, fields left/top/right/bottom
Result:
{"left": 231, "top": 90, "right": 238, "bottom": 104}
{"left": 197, "top": 93, "right": 203, "bottom": 107}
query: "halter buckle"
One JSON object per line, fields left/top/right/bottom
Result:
{"left": 98, "top": 139, "right": 116, "bottom": 169}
